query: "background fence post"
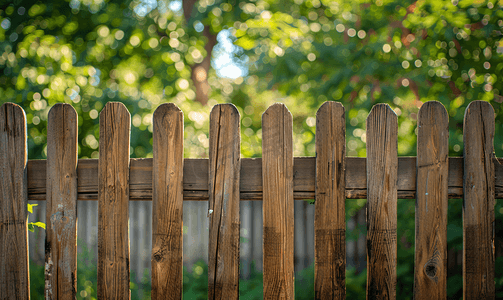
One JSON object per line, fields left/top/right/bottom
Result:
{"left": 414, "top": 101, "right": 448, "bottom": 299}
{"left": 98, "top": 102, "right": 131, "bottom": 299}
{"left": 45, "top": 103, "right": 78, "bottom": 299}
{"left": 463, "top": 100, "right": 495, "bottom": 299}
{"left": 366, "top": 103, "right": 397, "bottom": 299}
{"left": 315, "top": 101, "right": 346, "bottom": 299}
{"left": 208, "top": 104, "right": 241, "bottom": 299}
{"left": 151, "top": 103, "right": 184, "bottom": 299}
{"left": 262, "top": 103, "right": 294, "bottom": 299}
{"left": 0, "top": 103, "right": 29, "bottom": 299}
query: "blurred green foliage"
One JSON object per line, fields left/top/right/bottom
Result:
{"left": 1, "top": 0, "right": 502, "bottom": 159}
{"left": 5, "top": 0, "right": 502, "bottom": 298}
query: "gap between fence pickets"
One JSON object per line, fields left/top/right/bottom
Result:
{"left": 26, "top": 156, "right": 503, "bottom": 200}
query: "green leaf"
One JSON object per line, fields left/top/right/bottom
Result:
{"left": 27, "top": 203, "right": 38, "bottom": 214}
{"left": 27, "top": 222, "right": 45, "bottom": 232}
{"left": 31, "top": 222, "right": 46, "bottom": 230}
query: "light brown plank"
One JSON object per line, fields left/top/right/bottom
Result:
{"left": 45, "top": 104, "right": 78, "bottom": 299}
{"left": 151, "top": 103, "right": 184, "bottom": 299}
{"left": 0, "top": 103, "right": 29, "bottom": 299}
{"left": 98, "top": 102, "right": 131, "bottom": 299}
{"left": 314, "top": 101, "right": 346, "bottom": 299}
{"left": 366, "top": 103, "right": 397, "bottom": 299}
{"left": 262, "top": 103, "right": 294, "bottom": 299}
{"left": 26, "top": 157, "right": 503, "bottom": 201}
{"left": 463, "top": 100, "right": 495, "bottom": 299}
{"left": 414, "top": 101, "right": 448, "bottom": 299}
{"left": 208, "top": 104, "right": 240, "bottom": 299}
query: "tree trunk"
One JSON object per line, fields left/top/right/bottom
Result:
{"left": 183, "top": 0, "right": 217, "bottom": 106}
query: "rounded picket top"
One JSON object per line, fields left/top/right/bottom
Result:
{"left": 153, "top": 103, "right": 184, "bottom": 139}
{"left": 153, "top": 102, "right": 183, "bottom": 119}
{"left": 99, "top": 101, "right": 131, "bottom": 121}
{"left": 262, "top": 102, "right": 292, "bottom": 118}
{"left": 210, "top": 102, "right": 240, "bottom": 119}
{"left": 316, "top": 101, "right": 345, "bottom": 125}
{"left": 48, "top": 102, "right": 77, "bottom": 121}
{"left": 262, "top": 103, "right": 293, "bottom": 137}
{"left": 464, "top": 100, "right": 494, "bottom": 123}
{"left": 317, "top": 100, "right": 344, "bottom": 112}
{"left": 0, "top": 102, "right": 27, "bottom": 139}
{"left": 368, "top": 102, "right": 397, "bottom": 119}
{"left": 209, "top": 104, "right": 240, "bottom": 158}
{"left": 463, "top": 100, "right": 495, "bottom": 160}
{"left": 366, "top": 103, "right": 397, "bottom": 144}
{"left": 47, "top": 102, "right": 78, "bottom": 170}
{"left": 418, "top": 101, "right": 448, "bottom": 121}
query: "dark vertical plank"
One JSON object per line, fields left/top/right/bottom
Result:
{"left": 0, "top": 103, "right": 29, "bottom": 299}
{"left": 414, "top": 101, "right": 448, "bottom": 299}
{"left": 463, "top": 100, "right": 495, "bottom": 299}
{"left": 208, "top": 104, "right": 241, "bottom": 299}
{"left": 315, "top": 101, "right": 346, "bottom": 299}
{"left": 45, "top": 104, "right": 78, "bottom": 299}
{"left": 151, "top": 103, "right": 184, "bottom": 299}
{"left": 98, "top": 102, "right": 131, "bottom": 299}
{"left": 262, "top": 103, "right": 294, "bottom": 299}
{"left": 366, "top": 103, "right": 397, "bottom": 299}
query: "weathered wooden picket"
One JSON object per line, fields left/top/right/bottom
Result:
{"left": 0, "top": 100, "right": 498, "bottom": 299}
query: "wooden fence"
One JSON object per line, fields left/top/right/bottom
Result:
{"left": 0, "top": 100, "right": 499, "bottom": 299}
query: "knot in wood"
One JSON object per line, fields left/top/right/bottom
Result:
{"left": 424, "top": 262, "right": 438, "bottom": 281}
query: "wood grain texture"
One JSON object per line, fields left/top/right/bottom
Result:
{"left": 314, "top": 102, "right": 346, "bottom": 299}
{"left": 28, "top": 156, "right": 503, "bottom": 201}
{"left": 0, "top": 103, "right": 29, "bottom": 300}
{"left": 45, "top": 104, "right": 78, "bottom": 299}
{"left": 98, "top": 102, "right": 131, "bottom": 299}
{"left": 414, "top": 101, "right": 448, "bottom": 299}
{"left": 366, "top": 103, "right": 397, "bottom": 299}
{"left": 208, "top": 104, "right": 240, "bottom": 299}
{"left": 463, "top": 100, "right": 495, "bottom": 299}
{"left": 151, "top": 103, "right": 184, "bottom": 299}
{"left": 262, "top": 103, "right": 294, "bottom": 299}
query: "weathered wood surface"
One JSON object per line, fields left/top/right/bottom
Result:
{"left": 45, "top": 104, "right": 78, "bottom": 299}
{"left": 463, "top": 101, "right": 495, "bottom": 299}
{"left": 28, "top": 156, "right": 503, "bottom": 201}
{"left": 414, "top": 101, "right": 448, "bottom": 299}
{"left": 97, "top": 102, "right": 131, "bottom": 299}
{"left": 315, "top": 101, "right": 346, "bottom": 299}
{"left": 366, "top": 103, "right": 397, "bottom": 299}
{"left": 262, "top": 103, "right": 294, "bottom": 299}
{"left": 0, "top": 103, "right": 29, "bottom": 299}
{"left": 151, "top": 104, "right": 184, "bottom": 299}
{"left": 208, "top": 104, "right": 240, "bottom": 299}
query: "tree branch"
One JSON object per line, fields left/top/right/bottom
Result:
{"left": 183, "top": 0, "right": 216, "bottom": 105}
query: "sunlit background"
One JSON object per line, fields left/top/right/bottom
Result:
{"left": 1, "top": 0, "right": 503, "bottom": 299}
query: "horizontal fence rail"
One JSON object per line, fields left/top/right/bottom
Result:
{"left": 25, "top": 156, "right": 503, "bottom": 201}
{"left": 0, "top": 100, "right": 499, "bottom": 299}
